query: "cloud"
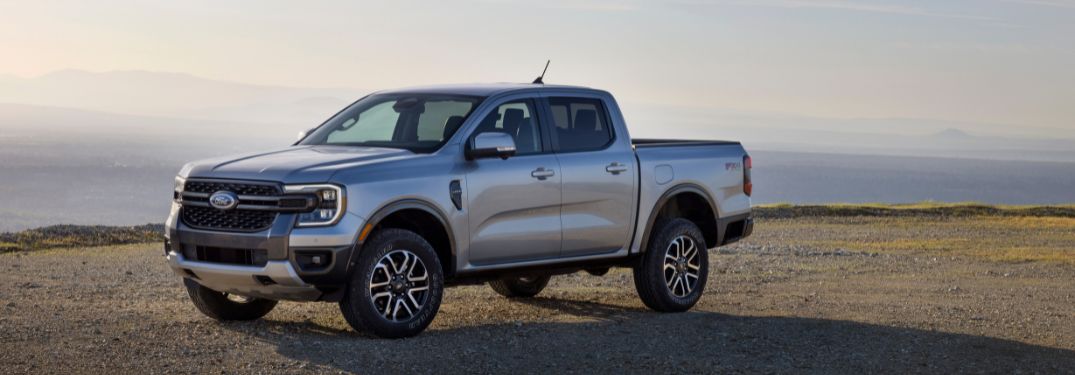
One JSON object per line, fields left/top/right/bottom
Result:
{"left": 1000, "top": 0, "right": 1075, "bottom": 8}
{"left": 678, "top": 0, "right": 996, "bottom": 21}
{"left": 474, "top": 0, "right": 640, "bottom": 12}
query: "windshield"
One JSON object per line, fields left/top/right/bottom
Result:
{"left": 300, "top": 94, "right": 484, "bottom": 153}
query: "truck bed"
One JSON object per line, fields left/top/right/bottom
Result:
{"left": 629, "top": 139, "right": 751, "bottom": 254}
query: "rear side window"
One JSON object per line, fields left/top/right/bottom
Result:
{"left": 547, "top": 97, "right": 613, "bottom": 152}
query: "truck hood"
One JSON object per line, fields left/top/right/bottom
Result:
{"left": 180, "top": 145, "right": 417, "bottom": 182}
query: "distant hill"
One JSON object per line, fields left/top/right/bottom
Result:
{"left": 932, "top": 128, "right": 973, "bottom": 139}
{"left": 0, "top": 69, "right": 366, "bottom": 126}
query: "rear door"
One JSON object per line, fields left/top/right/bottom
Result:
{"left": 543, "top": 96, "right": 637, "bottom": 257}
{"left": 464, "top": 98, "right": 562, "bottom": 265}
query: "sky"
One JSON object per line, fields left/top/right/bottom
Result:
{"left": 0, "top": 0, "right": 1073, "bottom": 132}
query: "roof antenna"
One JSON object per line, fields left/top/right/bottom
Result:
{"left": 532, "top": 60, "right": 550, "bottom": 84}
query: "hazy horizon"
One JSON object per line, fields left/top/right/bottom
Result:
{"left": 3, "top": 68, "right": 1074, "bottom": 163}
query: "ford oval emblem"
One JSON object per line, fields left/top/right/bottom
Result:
{"left": 208, "top": 191, "right": 239, "bottom": 210}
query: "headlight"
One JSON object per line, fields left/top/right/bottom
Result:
{"left": 174, "top": 176, "right": 186, "bottom": 201}
{"left": 285, "top": 184, "right": 346, "bottom": 227}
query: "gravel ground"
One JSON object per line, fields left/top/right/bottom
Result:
{"left": 1, "top": 218, "right": 1073, "bottom": 374}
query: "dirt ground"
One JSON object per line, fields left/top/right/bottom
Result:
{"left": 1, "top": 217, "right": 1073, "bottom": 374}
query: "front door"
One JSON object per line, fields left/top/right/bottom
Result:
{"left": 464, "top": 99, "right": 562, "bottom": 265}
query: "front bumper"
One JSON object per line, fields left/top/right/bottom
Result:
{"left": 165, "top": 203, "right": 365, "bottom": 301}
{"left": 167, "top": 251, "right": 322, "bottom": 301}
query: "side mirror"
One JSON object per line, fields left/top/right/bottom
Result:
{"left": 466, "top": 132, "right": 516, "bottom": 160}
{"left": 297, "top": 127, "right": 316, "bottom": 141}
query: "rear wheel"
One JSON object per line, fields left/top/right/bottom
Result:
{"left": 633, "top": 218, "right": 708, "bottom": 312}
{"left": 339, "top": 229, "right": 444, "bottom": 338}
{"left": 183, "top": 278, "right": 278, "bottom": 321}
{"left": 489, "top": 275, "right": 551, "bottom": 298}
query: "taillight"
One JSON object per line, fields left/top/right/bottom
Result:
{"left": 743, "top": 155, "right": 752, "bottom": 196}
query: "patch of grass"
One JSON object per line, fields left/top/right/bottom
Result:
{"left": 0, "top": 224, "right": 164, "bottom": 253}
{"left": 755, "top": 202, "right": 1075, "bottom": 219}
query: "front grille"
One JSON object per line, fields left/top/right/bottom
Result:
{"left": 180, "top": 180, "right": 282, "bottom": 232}
{"left": 184, "top": 180, "right": 280, "bottom": 196}
{"left": 182, "top": 206, "right": 277, "bottom": 232}
{"left": 184, "top": 246, "right": 268, "bottom": 267}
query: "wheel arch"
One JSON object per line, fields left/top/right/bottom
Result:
{"left": 639, "top": 184, "right": 720, "bottom": 253}
{"left": 350, "top": 199, "right": 456, "bottom": 277}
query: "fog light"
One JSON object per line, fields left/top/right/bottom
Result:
{"left": 295, "top": 251, "right": 332, "bottom": 270}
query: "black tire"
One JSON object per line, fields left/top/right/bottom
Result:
{"left": 339, "top": 228, "right": 444, "bottom": 338}
{"left": 489, "top": 275, "right": 551, "bottom": 298}
{"left": 183, "top": 278, "right": 278, "bottom": 321}
{"left": 633, "top": 218, "right": 709, "bottom": 312}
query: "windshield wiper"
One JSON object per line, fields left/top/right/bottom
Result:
{"left": 323, "top": 142, "right": 429, "bottom": 153}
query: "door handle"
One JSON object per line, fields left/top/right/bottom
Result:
{"left": 531, "top": 167, "right": 555, "bottom": 180}
{"left": 605, "top": 162, "right": 628, "bottom": 174}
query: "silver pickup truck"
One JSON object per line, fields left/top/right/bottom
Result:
{"left": 165, "top": 83, "right": 753, "bottom": 338}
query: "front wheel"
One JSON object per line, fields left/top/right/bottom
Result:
{"left": 183, "top": 278, "right": 278, "bottom": 321}
{"left": 633, "top": 218, "right": 709, "bottom": 312}
{"left": 339, "top": 228, "right": 444, "bottom": 338}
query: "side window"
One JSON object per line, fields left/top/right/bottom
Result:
{"left": 473, "top": 99, "right": 543, "bottom": 155}
{"left": 547, "top": 97, "right": 613, "bottom": 152}
{"left": 416, "top": 100, "right": 475, "bottom": 142}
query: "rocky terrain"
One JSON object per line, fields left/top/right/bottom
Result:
{"left": 0, "top": 211, "right": 1073, "bottom": 374}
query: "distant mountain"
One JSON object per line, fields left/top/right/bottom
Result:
{"left": 0, "top": 102, "right": 293, "bottom": 141}
{"left": 932, "top": 128, "right": 973, "bottom": 139}
{"left": 0, "top": 69, "right": 368, "bottom": 126}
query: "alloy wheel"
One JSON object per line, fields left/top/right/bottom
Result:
{"left": 663, "top": 235, "right": 701, "bottom": 297}
{"left": 368, "top": 249, "right": 430, "bottom": 321}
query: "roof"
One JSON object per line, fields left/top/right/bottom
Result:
{"left": 374, "top": 83, "right": 599, "bottom": 97}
